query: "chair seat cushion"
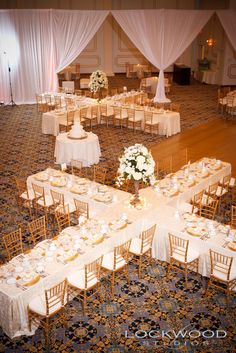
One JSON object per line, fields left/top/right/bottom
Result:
{"left": 172, "top": 246, "right": 199, "bottom": 263}
{"left": 102, "top": 251, "right": 126, "bottom": 271}
{"left": 29, "top": 295, "right": 63, "bottom": 316}
{"left": 212, "top": 262, "right": 236, "bottom": 281}
{"left": 129, "top": 237, "right": 150, "bottom": 256}
{"left": 21, "top": 189, "right": 35, "bottom": 201}
{"left": 68, "top": 269, "right": 98, "bottom": 290}
{"left": 229, "top": 177, "right": 235, "bottom": 188}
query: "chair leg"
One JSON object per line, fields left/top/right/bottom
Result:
{"left": 83, "top": 291, "right": 87, "bottom": 315}
{"left": 111, "top": 272, "right": 115, "bottom": 299}
{"left": 138, "top": 256, "right": 142, "bottom": 278}
{"left": 185, "top": 265, "right": 188, "bottom": 288}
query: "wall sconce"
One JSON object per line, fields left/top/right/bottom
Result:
{"left": 206, "top": 38, "right": 215, "bottom": 47}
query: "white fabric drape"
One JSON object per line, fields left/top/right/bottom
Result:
{"left": 0, "top": 10, "right": 108, "bottom": 103}
{"left": 217, "top": 10, "right": 236, "bottom": 51}
{"left": 0, "top": 10, "right": 56, "bottom": 104}
{"left": 53, "top": 10, "right": 108, "bottom": 74}
{"left": 112, "top": 9, "right": 213, "bottom": 102}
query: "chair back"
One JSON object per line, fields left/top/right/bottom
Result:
{"left": 114, "top": 240, "right": 131, "bottom": 270}
{"left": 14, "top": 177, "right": 29, "bottom": 198}
{"left": 156, "top": 156, "right": 173, "bottom": 178}
{"left": 140, "top": 224, "right": 156, "bottom": 254}
{"left": 28, "top": 216, "right": 47, "bottom": 245}
{"left": 113, "top": 106, "right": 122, "bottom": 118}
{"left": 206, "top": 181, "right": 218, "bottom": 198}
{"left": 231, "top": 205, "right": 236, "bottom": 229}
{"left": 169, "top": 233, "right": 189, "bottom": 262}
{"left": 71, "top": 160, "right": 83, "bottom": 176}
{"left": 55, "top": 204, "right": 70, "bottom": 232}
{"left": 54, "top": 96, "right": 62, "bottom": 108}
{"left": 144, "top": 110, "right": 153, "bottom": 124}
{"left": 127, "top": 108, "right": 135, "bottom": 120}
{"left": 220, "top": 174, "right": 231, "bottom": 189}
{"left": 3, "top": 228, "right": 23, "bottom": 261}
{"left": 32, "top": 183, "right": 46, "bottom": 205}
{"left": 50, "top": 189, "right": 65, "bottom": 207}
{"left": 100, "top": 104, "right": 108, "bottom": 116}
{"left": 90, "top": 105, "right": 98, "bottom": 117}
{"left": 80, "top": 107, "right": 88, "bottom": 120}
{"left": 209, "top": 249, "right": 233, "bottom": 281}
{"left": 191, "top": 190, "right": 204, "bottom": 211}
{"left": 85, "top": 256, "right": 103, "bottom": 289}
{"left": 74, "top": 199, "right": 89, "bottom": 219}
{"left": 93, "top": 165, "right": 107, "bottom": 184}
{"left": 45, "top": 279, "right": 67, "bottom": 316}
{"left": 199, "top": 199, "right": 218, "bottom": 220}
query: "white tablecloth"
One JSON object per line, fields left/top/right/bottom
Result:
{"left": 0, "top": 158, "right": 234, "bottom": 339}
{"left": 54, "top": 132, "right": 101, "bottom": 167}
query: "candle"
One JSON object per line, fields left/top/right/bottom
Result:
{"left": 201, "top": 45, "right": 205, "bottom": 60}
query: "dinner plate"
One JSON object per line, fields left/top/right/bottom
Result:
{"left": 15, "top": 266, "right": 24, "bottom": 273}
{"left": 6, "top": 277, "right": 16, "bottom": 285}
{"left": 34, "top": 172, "right": 48, "bottom": 182}
{"left": 51, "top": 179, "right": 67, "bottom": 187}
{"left": 186, "top": 226, "right": 205, "bottom": 237}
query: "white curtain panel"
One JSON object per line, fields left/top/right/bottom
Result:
{"left": 53, "top": 10, "right": 109, "bottom": 73}
{"left": 0, "top": 9, "right": 56, "bottom": 104}
{"left": 112, "top": 9, "right": 213, "bottom": 102}
{"left": 217, "top": 10, "right": 236, "bottom": 51}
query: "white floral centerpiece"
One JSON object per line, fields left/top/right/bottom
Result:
{"left": 116, "top": 144, "right": 156, "bottom": 205}
{"left": 89, "top": 70, "right": 108, "bottom": 93}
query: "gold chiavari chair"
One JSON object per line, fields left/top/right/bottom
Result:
{"left": 55, "top": 204, "right": 71, "bottom": 232}
{"left": 203, "top": 181, "right": 219, "bottom": 205}
{"left": 14, "top": 176, "right": 35, "bottom": 216}
{"left": 231, "top": 205, "right": 236, "bottom": 229}
{"left": 100, "top": 104, "right": 114, "bottom": 127}
{"left": 127, "top": 108, "right": 142, "bottom": 132}
{"left": 156, "top": 156, "right": 173, "bottom": 179}
{"left": 217, "top": 88, "right": 227, "bottom": 114}
{"left": 129, "top": 224, "right": 156, "bottom": 278}
{"left": 80, "top": 106, "right": 88, "bottom": 125}
{"left": 71, "top": 160, "right": 83, "bottom": 177}
{"left": 28, "top": 279, "right": 68, "bottom": 348}
{"left": 144, "top": 110, "right": 159, "bottom": 135}
{"left": 50, "top": 189, "right": 75, "bottom": 214}
{"left": 59, "top": 110, "right": 74, "bottom": 132}
{"left": 32, "top": 183, "right": 54, "bottom": 223}
{"left": 205, "top": 250, "right": 236, "bottom": 303}
{"left": 101, "top": 240, "right": 131, "bottom": 298}
{"left": 74, "top": 199, "right": 89, "bottom": 220}
{"left": 226, "top": 95, "right": 236, "bottom": 116}
{"left": 67, "top": 256, "right": 103, "bottom": 314}
{"left": 64, "top": 96, "right": 74, "bottom": 110}
{"left": 28, "top": 216, "right": 47, "bottom": 245}
{"left": 199, "top": 199, "right": 219, "bottom": 220}
{"left": 84, "top": 105, "right": 98, "bottom": 130}
{"left": 167, "top": 233, "right": 199, "bottom": 288}
{"left": 54, "top": 95, "right": 62, "bottom": 109}
{"left": 44, "top": 94, "right": 55, "bottom": 111}
{"left": 113, "top": 106, "right": 128, "bottom": 129}
{"left": 93, "top": 165, "right": 107, "bottom": 184}
{"left": 190, "top": 190, "right": 204, "bottom": 214}
{"left": 35, "top": 94, "right": 47, "bottom": 113}
{"left": 2, "top": 228, "right": 23, "bottom": 261}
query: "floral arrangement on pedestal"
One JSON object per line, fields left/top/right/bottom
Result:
{"left": 88, "top": 70, "right": 108, "bottom": 93}
{"left": 116, "top": 144, "right": 156, "bottom": 205}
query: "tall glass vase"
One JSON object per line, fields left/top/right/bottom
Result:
{"left": 130, "top": 180, "right": 140, "bottom": 206}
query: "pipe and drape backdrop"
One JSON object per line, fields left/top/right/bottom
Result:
{"left": 0, "top": 9, "right": 235, "bottom": 104}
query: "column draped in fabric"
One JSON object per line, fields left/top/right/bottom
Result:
{"left": 0, "top": 9, "right": 108, "bottom": 103}
{"left": 112, "top": 9, "right": 213, "bottom": 103}
{"left": 52, "top": 10, "right": 109, "bottom": 74}
{"left": 217, "top": 10, "right": 236, "bottom": 50}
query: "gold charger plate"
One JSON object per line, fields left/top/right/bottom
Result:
{"left": 186, "top": 227, "right": 204, "bottom": 237}
{"left": 228, "top": 242, "right": 236, "bottom": 251}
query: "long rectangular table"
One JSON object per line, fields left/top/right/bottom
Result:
{"left": 0, "top": 158, "right": 234, "bottom": 339}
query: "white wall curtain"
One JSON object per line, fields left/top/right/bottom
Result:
{"left": 217, "top": 10, "right": 236, "bottom": 51}
{"left": 0, "top": 9, "right": 108, "bottom": 103}
{"left": 53, "top": 10, "right": 109, "bottom": 74}
{"left": 0, "top": 9, "right": 55, "bottom": 104}
{"left": 112, "top": 9, "right": 213, "bottom": 102}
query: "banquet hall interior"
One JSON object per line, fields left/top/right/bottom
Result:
{"left": 0, "top": 0, "right": 236, "bottom": 352}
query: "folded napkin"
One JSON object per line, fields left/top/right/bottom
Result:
{"left": 24, "top": 275, "right": 40, "bottom": 286}
{"left": 65, "top": 253, "right": 79, "bottom": 262}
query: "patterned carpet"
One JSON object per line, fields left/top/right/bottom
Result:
{"left": 0, "top": 79, "right": 236, "bottom": 352}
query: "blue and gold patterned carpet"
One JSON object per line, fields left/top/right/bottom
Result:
{"left": 0, "top": 80, "right": 236, "bottom": 352}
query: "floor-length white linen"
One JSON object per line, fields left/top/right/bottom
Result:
{"left": 53, "top": 10, "right": 109, "bottom": 74}
{"left": 217, "top": 10, "right": 236, "bottom": 51}
{"left": 112, "top": 9, "right": 213, "bottom": 103}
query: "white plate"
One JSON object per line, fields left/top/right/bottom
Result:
{"left": 6, "top": 277, "right": 16, "bottom": 285}
{"left": 15, "top": 266, "right": 24, "bottom": 273}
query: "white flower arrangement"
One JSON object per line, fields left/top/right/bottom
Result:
{"left": 88, "top": 70, "right": 108, "bottom": 92}
{"left": 116, "top": 144, "right": 156, "bottom": 186}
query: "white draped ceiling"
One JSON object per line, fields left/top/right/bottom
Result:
{"left": 112, "top": 9, "right": 213, "bottom": 102}
{"left": 0, "top": 9, "right": 234, "bottom": 104}
{"left": 217, "top": 10, "right": 236, "bottom": 51}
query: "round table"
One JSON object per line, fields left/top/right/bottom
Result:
{"left": 54, "top": 132, "right": 101, "bottom": 167}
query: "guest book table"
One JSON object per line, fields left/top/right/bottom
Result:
{"left": 54, "top": 132, "right": 101, "bottom": 166}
